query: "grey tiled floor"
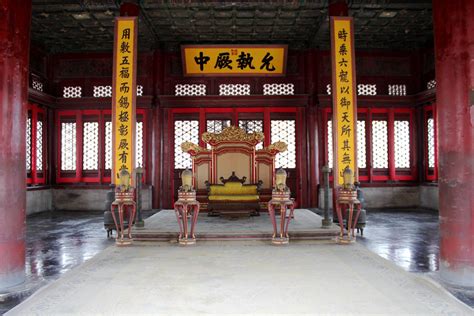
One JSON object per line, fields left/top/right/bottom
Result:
{"left": 0, "top": 209, "right": 472, "bottom": 314}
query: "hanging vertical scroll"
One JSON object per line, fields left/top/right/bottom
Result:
{"left": 330, "top": 16, "right": 358, "bottom": 186}
{"left": 112, "top": 17, "right": 137, "bottom": 183}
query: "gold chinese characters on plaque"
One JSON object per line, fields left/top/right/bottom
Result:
{"left": 330, "top": 17, "right": 358, "bottom": 186}
{"left": 182, "top": 45, "right": 287, "bottom": 76}
{"left": 112, "top": 17, "right": 137, "bottom": 183}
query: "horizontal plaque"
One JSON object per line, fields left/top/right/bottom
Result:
{"left": 182, "top": 45, "right": 287, "bottom": 76}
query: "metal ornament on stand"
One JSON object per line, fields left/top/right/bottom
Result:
{"left": 134, "top": 167, "right": 144, "bottom": 228}
{"left": 174, "top": 169, "right": 200, "bottom": 245}
{"left": 321, "top": 165, "right": 332, "bottom": 227}
{"left": 268, "top": 168, "right": 295, "bottom": 245}
{"left": 110, "top": 169, "right": 137, "bottom": 246}
{"left": 335, "top": 167, "right": 361, "bottom": 244}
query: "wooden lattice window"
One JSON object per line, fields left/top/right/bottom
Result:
{"left": 424, "top": 105, "right": 437, "bottom": 181}
{"left": 371, "top": 120, "right": 389, "bottom": 169}
{"left": 271, "top": 120, "right": 296, "bottom": 168}
{"left": 60, "top": 121, "right": 77, "bottom": 172}
{"left": 326, "top": 118, "right": 366, "bottom": 169}
{"left": 57, "top": 109, "right": 147, "bottom": 183}
{"left": 136, "top": 121, "right": 144, "bottom": 168}
{"left": 174, "top": 120, "right": 199, "bottom": 169}
{"left": 82, "top": 121, "right": 99, "bottom": 171}
{"left": 239, "top": 119, "right": 264, "bottom": 150}
{"left": 394, "top": 120, "right": 411, "bottom": 168}
{"left": 26, "top": 116, "right": 32, "bottom": 172}
{"left": 26, "top": 104, "right": 46, "bottom": 185}
{"left": 323, "top": 108, "right": 415, "bottom": 183}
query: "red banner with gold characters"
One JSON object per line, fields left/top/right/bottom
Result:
{"left": 182, "top": 45, "right": 287, "bottom": 76}
{"left": 330, "top": 17, "right": 358, "bottom": 186}
{"left": 112, "top": 17, "right": 137, "bottom": 183}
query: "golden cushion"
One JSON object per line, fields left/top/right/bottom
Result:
{"left": 209, "top": 182, "right": 257, "bottom": 195}
{"left": 208, "top": 195, "right": 259, "bottom": 202}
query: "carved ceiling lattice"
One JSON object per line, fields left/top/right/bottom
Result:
{"left": 31, "top": 0, "right": 433, "bottom": 53}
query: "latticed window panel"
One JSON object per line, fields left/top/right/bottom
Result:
{"left": 357, "top": 120, "right": 366, "bottom": 168}
{"left": 327, "top": 120, "right": 365, "bottom": 169}
{"left": 327, "top": 120, "right": 333, "bottom": 168}
{"left": 206, "top": 120, "right": 231, "bottom": 149}
{"left": 239, "top": 120, "right": 263, "bottom": 133}
{"left": 93, "top": 85, "right": 112, "bottom": 97}
{"left": 372, "top": 120, "right": 388, "bottom": 168}
{"left": 82, "top": 122, "right": 99, "bottom": 170}
{"left": 219, "top": 84, "right": 250, "bottom": 96}
{"left": 263, "top": 83, "right": 294, "bottom": 95}
{"left": 427, "top": 118, "right": 435, "bottom": 168}
{"left": 136, "top": 121, "right": 144, "bottom": 168}
{"left": 327, "top": 84, "right": 332, "bottom": 95}
{"left": 239, "top": 120, "right": 264, "bottom": 150}
{"left": 271, "top": 120, "right": 296, "bottom": 168}
{"left": 137, "top": 85, "right": 144, "bottom": 96}
{"left": 207, "top": 120, "right": 231, "bottom": 133}
{"left": 93, "top": 85, "right": 143, "bottom": 97}
{"left": 105, "top": 121, "right": 144, "bottom": 169}
{"left": 63, "top": 86, "right": 82, "bottom": 98}
{"left": 394, "top": 120, "right": 411, "bottom": 168}
{"left": 174, "top": 120, "right": 199, "bottom": 169}
{"left": 388, "top": 84, "right": 407, "bottom": 96}
{"left": 105, "top": 121, "right": 112, "bottom": 170}
{"left": 61, "top": 122, "right": 77, "bottom": 171}
{"left": 175, "top": 84, "right": 206, "bottom": 96}
{"left": 26, "top": 117, "right": 32, "bottom": 171}
{"left": 32, "top": 79, "right": 44, "bottom": 92}
{"left": 357, "top": 84, "right": 377, "bottom": 96}
{"left": 36, "top": 121, "right": 43, "bottom": 172}
{"left": 427, "top": 80, "right": 436, "bottom": 90}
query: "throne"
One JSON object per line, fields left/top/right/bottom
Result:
{"left": 181, "top": 126, "right": 287, "bottom": 216}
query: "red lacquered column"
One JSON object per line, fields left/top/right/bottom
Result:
{"left": 0, "top": 0, "right": 32, "bottom": 290}
{"left": 433, "top": 0, "right": 474, "bottom": 287}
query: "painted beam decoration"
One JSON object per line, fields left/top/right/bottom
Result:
{"left": 182, "top": 45, "right": 287, "bottom": 76}
{"left": 112, "top": 17, "right": 137, "bottom": 183}
{"left": 330, "top": 17, "right": 358, "bottom": 186}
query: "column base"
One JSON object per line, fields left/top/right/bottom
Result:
{"left": 321, "top": 218, "right": 333, "bottom": 227}
{"left": 272, "top": 237, "right": 289, "bottom": 245}
{"left": 0, "top": 271, "right": 25, "bottom": 292}
{"left": 0, "top": 276, "right": 45, "bottom": 305}
{"left": 335, "top": 235, "right": 356, "bottom": 244}
{"left": 440, "top": 262, "right": 474, "bottom": 288}
{"left": 115, "top": 238, "right": 133, "bottom": 246}
{"left": 178, "top": 238, "right": 196, "bottom": 246}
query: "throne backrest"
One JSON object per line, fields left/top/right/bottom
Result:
{"left": 181, "top": 126, "right": 287, "bottom": 190}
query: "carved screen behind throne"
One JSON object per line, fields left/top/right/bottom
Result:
{"left": 216, "top": 153, "right": 252, "bottom": 183}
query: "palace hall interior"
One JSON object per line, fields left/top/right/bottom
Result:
{"left": 0, "top": 0, "right": 473, "bottom": 314}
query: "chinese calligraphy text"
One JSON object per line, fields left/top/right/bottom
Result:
{"left": 113, "top": 17, "right": 136, "bottom": 184}
{"left": 182, "top": 45, "right": 287, "bottom": 76}
{"left": 331, "top": 17, "right": 358, "bottom": 186}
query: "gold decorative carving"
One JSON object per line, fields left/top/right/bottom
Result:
{"left": 202, "top": 126, "right": 264, "bottom": 144}
{"left": 181, "top": 141, "right": 206, "bottom": 154}
{"left": 265, "top": 141, "right": 288, "bottom": 153}
{"left": 116, "top": 168, "right": 131, "bottom": 192}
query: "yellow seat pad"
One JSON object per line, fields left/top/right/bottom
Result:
{"left": 208, "top": 195, "right": 259, "bottom": 202}
{"left": 209, "top": 182, "right": 258, "bottom": 195}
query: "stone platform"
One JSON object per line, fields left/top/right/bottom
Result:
{"left": 132, "top": 209, "right": 340, "bottom": 242}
